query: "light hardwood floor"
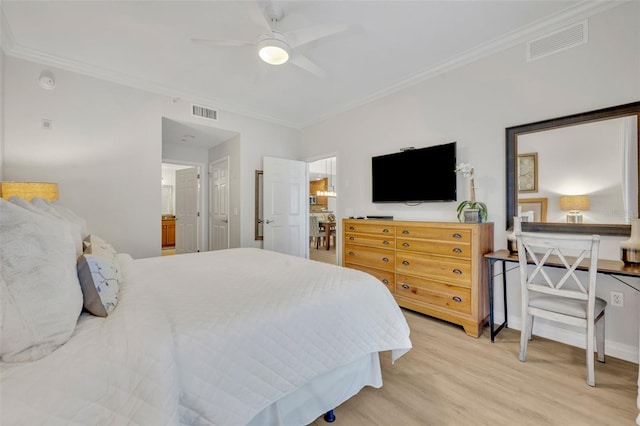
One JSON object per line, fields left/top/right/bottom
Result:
{"left": 309, "top": 243, "right": 338, "bottom": 265}
{"left": 311, "top": 310, "right": 638, "bottom": 425}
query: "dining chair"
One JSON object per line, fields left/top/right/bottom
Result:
{"left": 515, "top": 231, "right": 605, "bottom": 386}
{"left": 309, "top": 215, "right": 322, "bottom": 249}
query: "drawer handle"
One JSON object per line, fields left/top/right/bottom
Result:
{"left": 349, "top": 226, "right": 355, "bottom": 230}
{"left": 382, "top": 279, "right": 389, "bottom": 284}
{"left": 452, "top": 296, "right": 462, "bottom": 303}
{"left": 402, "top": 230, "right": 409, "bottom": 234}
{"left": 402, "top": 242, "right": 410, "bottom": 247}
{"left": 452, "top": 269, "right": 462, "bottom": 275}
{"left": 383, "top": 228, "right": 390, "bottom": 233}
{"left": 401, "top": 284, "right": 410, "bottom": 289}
{"left": 453, "top": 233, "right": 462, "bottom": 239}
{"left": 349, "top": 251, "right": 355, "bottom": 256}
{"left": 402, "top": 260, "right": 410, "bottom": 266}
{"left": 453, "top": 248, "right": 462, "bottom": 253}
{"left": 383, "top": 240, "right": 390, "bottom": 245}
{"left": 349, "top": 236, "right": 355, "bottom": 240}
{"left": 382, "top": 257, "right": 389, "bottom": 263}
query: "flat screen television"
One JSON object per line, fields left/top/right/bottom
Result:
{"left": 372, "top": 142, "right": 457, "bottom": 203}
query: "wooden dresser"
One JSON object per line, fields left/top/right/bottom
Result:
{"left": 342, "top": 219, "right": 494, "bottom": 337}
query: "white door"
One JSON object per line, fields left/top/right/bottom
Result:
{"left": 209, "top": 158, "right": 229, "bottom": 251}
{"left": 263, "top": 156, "right": 307, "bottom": 257}
{"left": 175, "top": 167, "right": 199, "bottom": 254}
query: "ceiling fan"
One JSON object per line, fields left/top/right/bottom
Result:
{"left": 192, "top": 3, "right": 348, "bottom": 78}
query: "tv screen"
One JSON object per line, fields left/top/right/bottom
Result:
{"left": 372, "top": 142, "right": 457, "bottom": 203}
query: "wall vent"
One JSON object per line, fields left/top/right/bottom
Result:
{"left": 527, "top": 20, "right": 588, "bottom": 62}
{"left": 191, "top": 104, "right": 218, "bottom": 121}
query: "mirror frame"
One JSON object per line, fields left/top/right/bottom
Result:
{"left": 506, "top": 101, "right": 640, "bottom": 236}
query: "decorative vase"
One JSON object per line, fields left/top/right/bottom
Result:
{"left": 463, "top": 208, "right": 481, "bottom": 223}
{"left": 621, "top": 219, "right": 640, "bottom": 264}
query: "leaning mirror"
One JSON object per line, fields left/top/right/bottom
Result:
{"left": 506, "top": 101, "right": 640, "bottom": 236}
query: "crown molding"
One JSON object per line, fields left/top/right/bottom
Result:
{"left": 1, "top": 1, "right": 627, "bottom": 130}
{"left": 298, "top": 0, "right": 627, "bottom": 128}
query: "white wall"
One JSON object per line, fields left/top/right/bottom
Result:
{"left": 209, "top": 135, "right": 241, "bottom": 248}
{"left": 299, "top": 3, "right": 640, "bottom": 361}
{"left": 3, "top": 56, "right": 300, "bottom": 258}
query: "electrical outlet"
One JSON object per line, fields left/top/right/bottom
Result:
{"left": 611, "top": 291, "right": 624, "bottom": 307}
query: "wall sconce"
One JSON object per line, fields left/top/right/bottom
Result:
{"left": 0, "top": 182, "right": 59, "bottom": 201}
{"left": 559, "top": 195, "right": 590, "bottom": 223}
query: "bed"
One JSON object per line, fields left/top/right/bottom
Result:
{"left": 0, "top": 197, "right": 412, "bottom": 425}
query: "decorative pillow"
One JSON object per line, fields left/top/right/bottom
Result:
{"left": 84, "top": 234, "right": 118, "bottom": 259}
{"left": 77, "top": 254, "right": 120, "bottom": 317}
{"left": 0, "top": 198, "right": 83, "bottom": 362}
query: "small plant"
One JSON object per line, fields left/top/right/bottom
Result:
{"left": 455, "top": 163, "right": 488, "bottom": 223}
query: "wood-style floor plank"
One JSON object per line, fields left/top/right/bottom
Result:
{"left": 311, "top": 309, "right": 637, "bottom": 425}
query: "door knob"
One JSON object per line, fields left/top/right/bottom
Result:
{"left": 265, "top": 219, "right": 275, "bottom": 224}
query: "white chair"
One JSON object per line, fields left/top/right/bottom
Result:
{"left": 515, "top": 231, "right": 605, "bottom": 387}
{"left": 309, "top": 215, "right": 322, "bottom": 249}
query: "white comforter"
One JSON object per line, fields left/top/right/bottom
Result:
{"left": 1, "top": 248, "right": 411, "bottom": 425}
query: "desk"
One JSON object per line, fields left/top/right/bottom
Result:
{"left": 319, "top": 221, "right": 336, "bottom": 250}
{"left": 485, "top": 249, "right": 640, "bottom": 343}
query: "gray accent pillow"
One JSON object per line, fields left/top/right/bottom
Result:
{"left": 77, "top": 254, "right": 120, "bottom": 317}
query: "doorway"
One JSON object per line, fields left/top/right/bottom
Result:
{"left": 161, "top": 162, "right": 201, "bottom": 255}
{"left": 308, "top": 156, "right": 338, "bottom": 265}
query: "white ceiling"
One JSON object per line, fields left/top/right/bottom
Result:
{"left": 1, "top": 1, "right": 619, "bottom": 129}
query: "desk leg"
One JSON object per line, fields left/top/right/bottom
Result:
{"left": 326, "top": 227, "right": 330, "bottom": 250}
{"left": 489, "top": 259, "right": 509, "bottom": 343}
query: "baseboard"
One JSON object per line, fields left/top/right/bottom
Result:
{"left": 505, "top": 313, "right": 639, "bottom": 364}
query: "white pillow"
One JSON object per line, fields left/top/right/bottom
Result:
{"left": 50, "top": 201, "right": 89, "bottom": 240}
{"left": 77, "top": 254, "right": 120, "bottom": 317}
{"left": 84, "top": 234, "right": 118, "bottom": 259}
{"left": 31, "top": 198, "right": 84, "bottom": 256}
{"left": 0, "top": 199, "right": 83, "bottom": 362}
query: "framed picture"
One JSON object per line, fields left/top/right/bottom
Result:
{"left": 518, "top": 197, "right": 548, "bottom": 222}
{"left": 517, "top": 152, "right": 538, "bottom": 193}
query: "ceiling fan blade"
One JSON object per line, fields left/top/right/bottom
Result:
{"left": 285, "top": 24, "right": 349, "bottom": 49}
{"left": 191, "top": 38, "right": 255, "bottom": 47}
{"left": 247, "top": 0, "right": 273, "bottom": 34}
{"left": 289, "top": 54, "right": 327, "bottom": 79}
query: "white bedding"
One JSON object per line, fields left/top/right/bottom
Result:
{"left": 1, "top": 248, "right": 411, "bottom": 425}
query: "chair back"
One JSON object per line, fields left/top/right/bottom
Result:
{"left": 516, "top": 232, "right": 600, "bottom": 306}
{"left": 309, "top": 215, "right": 321, "bottom": 238}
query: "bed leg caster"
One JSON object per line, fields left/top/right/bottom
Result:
{"left": 324, "top": 409, "right": 336, "bottom": 423}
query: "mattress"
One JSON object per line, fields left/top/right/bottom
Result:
{"left": 1, "top": 248, "right": 411, "bottom": 425}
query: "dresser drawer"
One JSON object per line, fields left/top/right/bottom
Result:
{"left": 344, "top": 244, "right": 395, "bottom": 272}
{"left": 396, "top": 274, "right": 471, "bottom": 314}
{"left": 396, "top": 238, "right": 471, "bottom": 259}
{"left": 344, "top": 222, "right": 395, "bottom": 236}
{"left": 345, "top": 262, "right": 395, "bottom": 293}
{"left": 396, "top": 226, "right": 471, "bottom": 243}
{"left": 396, "top": 252, "right": 472, "bottom": 286}
{"left": 345, "top": 232, "right": 394, "bottom": 248}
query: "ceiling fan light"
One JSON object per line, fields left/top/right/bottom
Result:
{"left": 258, "top": 37, "right": 290, "bottom": 65}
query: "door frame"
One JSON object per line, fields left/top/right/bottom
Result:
{"left": 209, "top": 156, "right": 230, "bottom": 250}
{"left": 306, "top": 153, "right": 339, "bottom": 263}
{"left": 162, "top": 158, "right": 207, "bottom": 252}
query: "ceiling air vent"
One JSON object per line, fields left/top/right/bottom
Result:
{"left": 527, "top": 20, "right": 588, "bottom": 62}
{"left": 191, "top": 104, "right": 218, "bottom": 121}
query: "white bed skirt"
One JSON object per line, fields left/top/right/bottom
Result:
{"left": 248, "top": 353, "right": 382, "bottom": 426}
